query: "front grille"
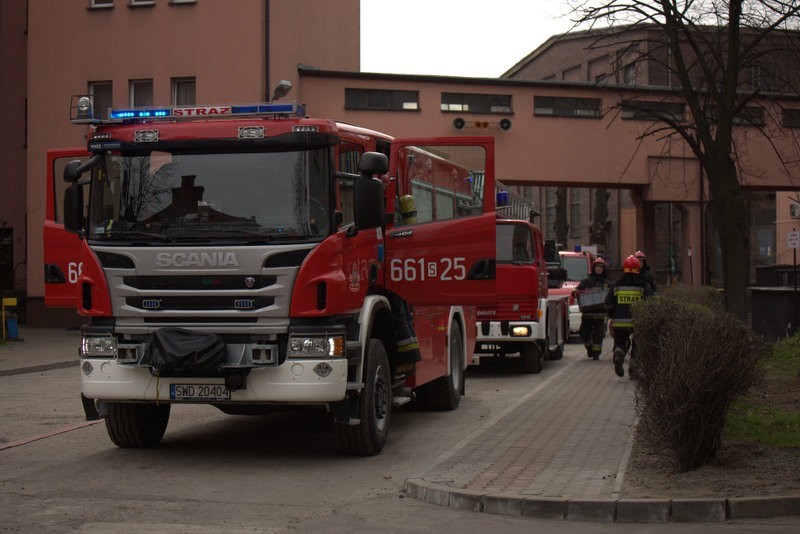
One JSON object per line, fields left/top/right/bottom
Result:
{"left": 144, "top": 317, "right": 259, "bottom": 323}
{"left": 126, "top": 296, "right": 274, "bottom": 311}
{"left": 124, "top": 275, "right": 276, "bottom": 290}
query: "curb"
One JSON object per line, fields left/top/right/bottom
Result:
{"left": 0, "top": 360, "right": 78, "bottom": 377}
{"left": 403, "top": 478, "right": 800, "bottom": 523}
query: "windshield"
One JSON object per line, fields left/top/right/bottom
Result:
{"left": 496, "top": 224, "right": 533, "bottom": 263}
{"left": 561, "top": 256, "right": 589, "bottom": 281}
{"left": 87, "top": 148, "right": 332, "bottom": 243}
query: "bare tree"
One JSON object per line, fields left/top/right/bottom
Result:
{"left": 567, "top": 0, "right": 800, "bottom": 319}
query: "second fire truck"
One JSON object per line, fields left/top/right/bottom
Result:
{"left": 473, "top": 187, "right": 567, "bottom": 373}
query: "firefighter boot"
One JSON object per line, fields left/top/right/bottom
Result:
{"left": 395, "top": 337, "right": 421, "bottom": 376}
{"left": 613, "top": 348, "right": 625, "bottom": 377}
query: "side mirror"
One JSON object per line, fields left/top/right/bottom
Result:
{"left": 64, "top": 182, "right": 84, "bottom": 234}
{"left": 543, "top": 239, "right": 557, "bottom": 263}
{"left": 64, "top": 154, "right": 102, "bottom": 183}
{"left": 64, "top": 160, "right": 83, "bottom": 183}
{"left": 353, "top": 152, "right": 388, "bottom": 230}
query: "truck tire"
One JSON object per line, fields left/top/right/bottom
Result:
{"left": 548, "top": 342, "right": 564, "bottom": 360}
{"left": 104, "top": 402, "right": 170, "bottom": 448}
{"left": 335, "top": 339, "right": 391, "bottom": 455}
{"left": 521, "top": 342, "right": 543, "bottom": 374}
{"left": 423, "top": 322, "right": 464, "bottom": 411}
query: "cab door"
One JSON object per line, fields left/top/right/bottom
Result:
{"left": 43, "top": 148, "right": 87, "bottom": 308}
{"left": 383, "top": 137, "right": 495, "bottom": 306}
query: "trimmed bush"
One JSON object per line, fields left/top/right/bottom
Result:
{"left": 631, "top": 287, "right": 766, "bottom": 472}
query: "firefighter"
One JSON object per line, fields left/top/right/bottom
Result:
{"left": 634, "top": 250, "right": 656, "bottom": 292}
{"left": 575, "top": 257, "right": 611, "bottom": 359}
{"left": 605, "top": 255, "right": 655, "bottom": 377}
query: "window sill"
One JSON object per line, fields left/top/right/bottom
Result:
{"left": 128, "top": 1, "right": 155, "bottom": 7}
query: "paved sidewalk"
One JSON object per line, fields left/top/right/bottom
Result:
{"left": 404, "top": 341, "right": 800, "bottom": 523}
{"left": 3, "top": 326, "right": 799, "bottom": 523}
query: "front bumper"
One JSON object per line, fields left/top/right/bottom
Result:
{"left": 475, "top": 320, "right": 545, "bottom": 344}
{"left": 568, "top": 305, "right": 581, "bottom": 334}
{"left": 80, "top": 358, "right": 348, "bottom": 403}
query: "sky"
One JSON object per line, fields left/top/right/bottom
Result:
{"left": 360, "top": 0, "right": 578, "bottom": 78}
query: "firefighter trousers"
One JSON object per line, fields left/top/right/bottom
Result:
{"left": 579, "top": 315, "right": 606, "bottom": 358}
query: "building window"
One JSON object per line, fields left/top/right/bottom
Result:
{"left": 129, "top": 79, "right": 153, "bottom": 107}
{"left": 89, "top": 0, "right": 113, "bottom": 8}
{"left": 534, "top": 96, "right": 601, "bottom": 118}
{"left": 441, "top": 92, "right": 511, "bottom": 113}
{"left": 172, "top": 77, "right": 196, "bottom": 105}
{"left": 782, "top": 108, "right": 800, "bottom": 128}
{"left": 89, "top": 81, "right": 112, "bottom": 120}
{"left": 621, "top": 100, "right": 684, "bottom": 121}
{"left": 750, "top": 63, "right": 778, "bottom": 92}
{"left": 169, "top": 0, "right": 197, "bottom": 3}
{"left": 344, "top": 88, "right": 419, "bottom": 111}
{"left": 128, "top": 0, "right": 155, "bottom": 7}
{"left": 623, "top": 62, "right": 637, "bottom": 86}
{"left": 706, "top": 105, "right": 765, "bottom": 126}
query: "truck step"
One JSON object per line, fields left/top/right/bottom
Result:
{"left": 393, "top": 395, "right": 413, "bottom": 407}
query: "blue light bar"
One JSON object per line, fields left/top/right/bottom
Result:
{"left": 110, "top": 108, "right": 170, "bottom": 119}
{"left": 107, "top": 102, "right": 305, "bottom": 122}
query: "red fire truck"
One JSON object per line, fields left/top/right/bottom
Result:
{"left": 549, "top": 249, "right": 595, "bottom": 336}
{"left": 44, "top": 96, "right": 496, "bottom": 455}
{"left": 473, "top": 187, "right": 567, "bottom": 373}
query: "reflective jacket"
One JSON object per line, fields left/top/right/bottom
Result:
{"left": 605, "top": 273, "right": 654, "bottom": 330}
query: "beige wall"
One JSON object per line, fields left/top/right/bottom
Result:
{"left": 297, "top": 71, "right": 800, "bottom": 191}
{"left": 10, "top": 1, "right": 800, "bottom": 322}
{"left": 0, "top": 0, "right": 27, "bottom": 295}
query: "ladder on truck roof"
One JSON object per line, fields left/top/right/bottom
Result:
{"left": 496, "top": 180, "right": 539, "bottom": 222}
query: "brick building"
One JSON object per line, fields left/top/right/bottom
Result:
{"left": 3, "top": 1, "right": 798, "bottom": 325}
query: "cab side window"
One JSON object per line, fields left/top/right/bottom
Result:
{"left": 337, "top": 143, "right": 363, "bottom": 227}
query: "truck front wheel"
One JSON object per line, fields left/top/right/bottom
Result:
{"left": 521, "top": 342, "right": 544, "bottom": 374}
{"left": 335, "top": 339, "right": 391, "bottom": 455}
{"left": 104, "top": 402, "right": 170, "bottom": 448}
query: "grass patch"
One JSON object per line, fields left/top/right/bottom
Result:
{"left": 724, "top": 333, "right": 800, "bottom": 447}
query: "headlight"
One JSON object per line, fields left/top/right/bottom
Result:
{"left": 288, "top": 335, "right": 344, "bottom": 358}
{"left": 80, "top": 336, "right": 117, "bottom": 357}
{"left": 511, "top": 326, "right": 531, "bottom": 337}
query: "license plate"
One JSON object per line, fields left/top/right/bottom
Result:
{"left": 169, "top": 384, "right": 230, "bottom": 401}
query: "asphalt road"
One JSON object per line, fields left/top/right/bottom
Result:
{"left": 1, "top": 345, "right": 798, "bottom": 533}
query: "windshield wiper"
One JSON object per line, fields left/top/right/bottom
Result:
{"left": 106, "top": 230, "right": 173, "bottom": 242}
{"left": 208, "top": 228, "right": 305, "bottom": 240}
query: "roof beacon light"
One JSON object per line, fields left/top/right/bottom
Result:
{"left": 70, "top": 95, "right": 97, "bottom": 124}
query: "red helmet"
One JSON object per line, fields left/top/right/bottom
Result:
{"left": 634, "top": 250, "right": 646, "bottom": 260}
{"left": 592, "top": 257, "right": 606, "bottom": 269}
{"left": 623, "top": 255, "right": 641, "bottom": 273}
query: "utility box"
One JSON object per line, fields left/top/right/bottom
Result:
{"left": 2, "top": 297, "right": 19, "bottom": 340}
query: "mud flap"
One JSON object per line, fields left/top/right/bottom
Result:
{"left": 81, "top": 394, "right": 100, "bottom": 421}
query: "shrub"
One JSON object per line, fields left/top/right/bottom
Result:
{"left": 631, "top": 289, "right": 766, "bottom": 472}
